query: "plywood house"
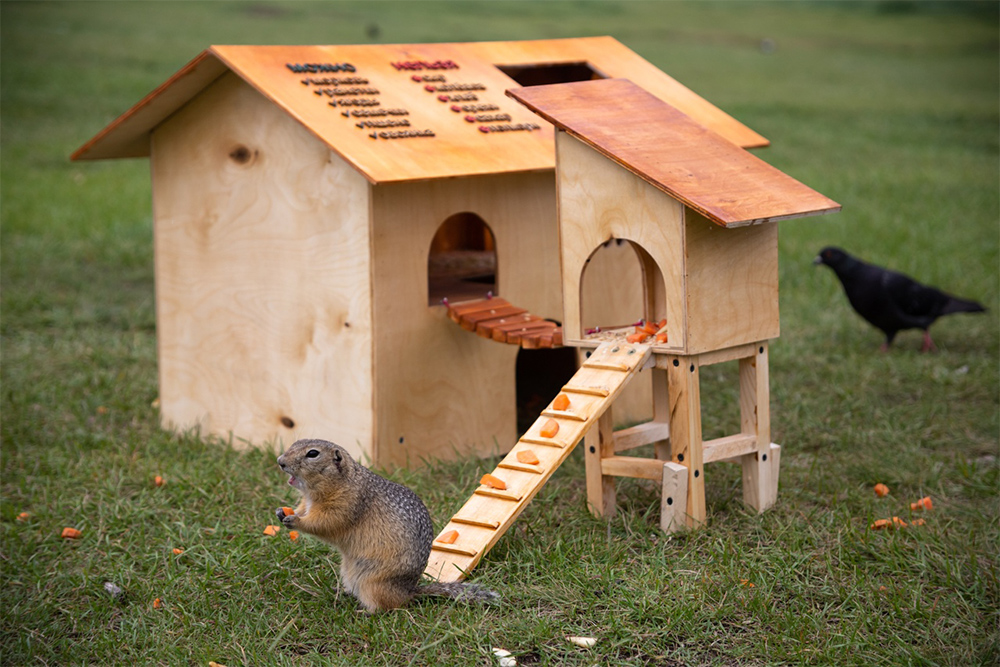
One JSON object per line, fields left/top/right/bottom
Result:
{"left": 72, "top": 38, "right": 771, "bottom": 467}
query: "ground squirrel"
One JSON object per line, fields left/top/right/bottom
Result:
{"left": 276, "top": 438, "right": 499, "bottom": 612}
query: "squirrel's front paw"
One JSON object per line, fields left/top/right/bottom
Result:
{"left": 275, "top": 507, "right": 297, "bottom": 525}
{"left": 280, "top": 512, "right": 300, "bottom": 529}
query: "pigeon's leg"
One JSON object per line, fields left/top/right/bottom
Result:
{"left": 879, "top": 331, "right": 897, "bottom": 353}
{"left": 920, "top": 330, "right": 938, "bottom": 353}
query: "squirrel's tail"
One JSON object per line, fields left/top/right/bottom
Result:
{"left": 419, "top": 581, "right": 500, "bottom": 604}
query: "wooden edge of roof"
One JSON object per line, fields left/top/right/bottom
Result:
{"left": 71, "top": 50, "right": 227, "bottom": 161}
{"left": 506, "top": 80, "right": 841, "bottom": 227}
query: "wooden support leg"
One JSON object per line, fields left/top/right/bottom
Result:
{"left": 739, "top": 343, "right": 775, "bottom": 512}
{"left": 652, "top": 367, "right": 671, "bottom": 460}
{"left": 585, "top": 408, "right": 617, "bottom": 518}
{"left": 766, "top": 443, "right": 781, "bottom": 508}
{"left": 667, "top": 356, "right": 704, "bottom": 528}
{"left": 660, "top": 462, "right": 688, "bottom": 533}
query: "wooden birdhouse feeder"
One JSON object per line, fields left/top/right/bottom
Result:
{"left": 72, "top": 38, "right": 771, "bottom": 468}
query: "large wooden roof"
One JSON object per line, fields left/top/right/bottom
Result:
{"left": 71, "top": 38, "right": 768, "bottom": 184}
{"left": 508, "top": 78, "right": 840, "bottom": 227}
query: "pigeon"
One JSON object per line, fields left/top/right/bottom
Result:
{"left": 814, "top": 246, "right": 985, "bottom": 352}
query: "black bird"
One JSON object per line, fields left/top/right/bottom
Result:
{"left": 814, "top": 246, "right": 985, "bottom": 352}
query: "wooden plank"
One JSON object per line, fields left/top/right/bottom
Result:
{"left": 562, "top": 384, "right": 609, "bottom": 398}
{"left": 666, "top": 355, "right": 704, "bottom": 528}
{"left": 585, "top": 410, "right": 617, "bottom": 518}
{"left": 451, "top": 515, "right": 500, "bottom": 529}
{"left": 601, "top": 455, "right": 665, "bottom": 480}
{"left": 660, "top": 462, "right": 689, "bottom": 533}
{"left": 425, "top": 341, "right": 651, "bottom": 582}
{"left": 703, "top": 433, "right": 757, "bottom": 463}
{"left": 509, "top": 79, "right": 841, "bottom": 227}
{"left": 150, "top": 72, "right": 375, "bottom": 456}
{"left": 431, "top": 543, "right": 478, "bottom": 557}
{"left": 613, "top": 421, "right": 670, "bottom": 453}
{"left": 740, "top": 344, "right": 774, "bottom": 511}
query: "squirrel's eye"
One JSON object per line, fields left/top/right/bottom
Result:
{"left": 306, "top": 449, "right": 320, "bottom": 459}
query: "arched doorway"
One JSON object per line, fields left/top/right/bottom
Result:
{"left": 427, "top": 212, "right": 497, "bottom": 305}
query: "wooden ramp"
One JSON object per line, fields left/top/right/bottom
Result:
{"left": 446, "top": 297, "right": 563, "bottom": 349}
{"left": 424, "top": 340, "right": 652, "bottom": 583}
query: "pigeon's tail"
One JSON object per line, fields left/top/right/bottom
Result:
{"left": 941, "top": 296, "right": 986, "bottom": 316}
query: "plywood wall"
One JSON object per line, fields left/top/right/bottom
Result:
{"left": 684, "top": 211, "right": 779, "bottom": 354}
{"left": 370, "top": 172, "right": 560, "bottom": 467}
{"left": 150, "top": 72, "right": 375, "bottom": 457}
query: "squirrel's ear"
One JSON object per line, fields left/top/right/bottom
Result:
{"left": 333, "top": 449, "right": 343, "bottom": 463}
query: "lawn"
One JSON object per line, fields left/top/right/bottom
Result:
{"left": 2, "top": 1, "right": 997, "bottom": 665}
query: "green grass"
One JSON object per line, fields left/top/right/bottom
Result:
{"left": 2, "top": 1, "right": 997, "bottom": 665}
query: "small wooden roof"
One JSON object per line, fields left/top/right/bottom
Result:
{"left": 508, "top": 79, "right": 840, "bottom": 227}
{"left": 72, "top": 38, "right": 768, "bottom": 185}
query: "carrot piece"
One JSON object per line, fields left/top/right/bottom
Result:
{"left": 910, "top": 518, "right": 926, "bottom": 526}
{"left": 263, "top": 525, "right": 281, "bottom": 536}
{"left": 552, "top": 393, "right": 571, "bottom": 411}
{"left": 172, "top": 548, "right": 184, "bottom": 555}
{"left": 153, "top": 598, "right": 163, "bottom": 609}
{"left": 516, "top": 450, "right": 540, "bottom": 465}
{"left": 626, "top": 332, "right": 648, "bottom": 344}
{"left": 640, "top": 321, "right": 658, "bottom": 335}
{"left": 480, "top": 473, "right": 507, "bottom": 490}
{"left": 869, "top": 519, "right": 891, "bottom": 530}
{"left": 281, "top": 506, "right": 295, "bottom": 516}
{"left": 154, "top": 475, "right": 165, "bottom": 487}
{"left": 655, "top": 333, "right": 668, "bottom": 344}
{"left": 437, "top": 529, "right": 460, "bottom": 544}
{"left": 60, "top": 527, "right": 82, "bottom": 539}
{"left": 874, "top": 483, "right": 889, "bottom": 497}
{"left": 289, "top": 530, "right": 300, "bottom": 541}
{"left": 892, "top": 516, "right": 907, "bottom": 528}
{"left": 656, "top": 319, "right": 667, "bottom": 329}
{"left": 539, "top": 418, "right": 559, "bottom": 439}
{"left": 16, "top": 512, "right": 30, "bottom": 522}
{"left": 910, "top": 496, "right": 933, "bottom": 511}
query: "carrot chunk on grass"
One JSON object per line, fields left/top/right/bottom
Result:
{"left": 60, "top": 527, "right": 82, "bottom": 539}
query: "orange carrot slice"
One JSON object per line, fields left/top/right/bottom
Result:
{"left": 154, "top": 475, "right": 165, "bottom": 487}
{"left": 626, "top": 332, "right": 648, "bottom": 344}
{"left": 172, "top": 548, "right": 184, "bottom": 555}
{"left": 874, "top": 483, "right": 889, "bottom": 497}
{"left": 640, "top": 321, "right": 658, "bottom": 335}
{"left": 436, "top": 529, "right": 460, "bottom": 544}
{"left": 910, "top": 518, "right": 926, "bottom": 526}
{"left": 153, "top": 598, "right": 162, "bottom": 609}
{"left": 552, "top": 393, "right": 571, "bottom": 411}
{"left": 60, "top": 527, "right": 82, "bottom": 539}
{"left": 481, "top": 473, "right": 507, "bottom": 490}
{"left": 870, "top": 519, "right": 891, "bottom": 530}
{"left": 263, "top": 525, "right": 281, "bottom": 536}
{"left": 655, "top": 333, "right": 668, "bottom": 344}
{"left": 516, "top": 450, "right": 540, "bottom": 465}
{"left": 289, "top": 531, "right": 300, "bottom": 541}
{"left": 16, "top": 512, "right": 30, "bottom": 522}
{"left": 910, "top": 496, "right": 933, "bottom": 511}
{"left": 281, "top": 506, "right": 295, "bottom": 516}
{"left": 539, "top": 418, "right": 559, "bottom": 439}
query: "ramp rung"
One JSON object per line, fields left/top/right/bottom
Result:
{"left": 582, "top": 361, "right": 629, "bottom": 371}
{"left": 474, "top": 487, "right": 522, "bottom": 501}
{"left": 519, "top": 436, "right": 565, "bottom": 448}
{"left": 562, "top": 384, "right": 610, "bottom": 397}
{"left": 431, "top": 543, "right": 478, "bottom": 557}
{"left": 451, "top": 516, "right": 500, "bottom": 529}
{"left": 541, "top": 409, "right": 586, "bottom": 422}
{"left": 498, "top": 461, "right": 543, "bottom": 474}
